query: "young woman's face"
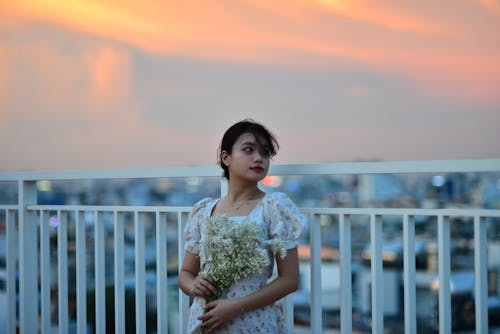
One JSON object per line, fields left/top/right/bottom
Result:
{"left": 222, "top": 132, "right": 270, "bottom": 182}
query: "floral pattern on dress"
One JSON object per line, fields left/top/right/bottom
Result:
{"left": 183, "top": 192, "right": 304, "bottom": 334}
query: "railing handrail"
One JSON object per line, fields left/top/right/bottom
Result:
{"left": 1, "top": 158, "right": 499, "bottom": 181}
{"left": 2, "top": 159, "right": 500, "bottom": 334}
{"left": 20, "top": 204, "right": 500, "bottom": 218}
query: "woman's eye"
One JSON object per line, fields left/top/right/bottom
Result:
{"left": 243, "top": 147, "right": 253, "bottom": 153}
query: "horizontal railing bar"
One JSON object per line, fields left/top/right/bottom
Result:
{"left": 1, "top": 159, "right": 499, "bottom": 181}
{"left": 301, "top": 207, "right": 500, "bottom": 217}
{"left": 28, "top": 205, "right": 193, "bottom": 212}
{"left": 0, "top": 205, "right": 19, "bottom": 210}
{"left": 0, "top": 165, "right": 222, "bottom": 181}
{"left": 26, "top": 205, "right": 500, "bottom": 217}
{"left": 270, "top": 159, "right": 500, "bottom": 175}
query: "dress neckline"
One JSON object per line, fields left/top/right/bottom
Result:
{"left": 209, "top": 193, "right": 267, "bottom": 218}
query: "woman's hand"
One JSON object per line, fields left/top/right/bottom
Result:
{"left": 190, "top": 273, "right": 217, "bottom": 298}
{"left": 199, "top": 299, "right": 240, "bottom": 333}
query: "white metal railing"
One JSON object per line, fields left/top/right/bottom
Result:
{"left": 1, "top": 159, "right": 500, "bottom": 334}
{"left": 302, "top": 207, "right": 500, "bottom": 334}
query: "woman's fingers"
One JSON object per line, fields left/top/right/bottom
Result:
{"left": 192, "top": 275, "right": 218, "bottom": 297}
{"left": 197, "top": 275, "right": 218, "bottom": 295}
{"left": 200, "top": 274, "right": 216, "bottom": 285}
{"left": 199, "top": 299, "right": 238, "bottom": 331}
{"left": 198, "top": 307, "right": 222, "bottom": 333}
{"left": 200, "top": 318, "right": 220, "bottom": 334}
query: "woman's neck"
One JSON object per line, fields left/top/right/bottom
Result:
{"left": 226, "top": 180, "right": 263, "bottom": 202}
{"left": 227, "top": 185, "right": 262, "bottom": 203}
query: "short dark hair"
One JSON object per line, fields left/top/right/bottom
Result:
{"left": 218, "top": 119, "right": 279, "bottom": 179}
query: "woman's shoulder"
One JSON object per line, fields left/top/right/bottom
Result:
{"left": 264, "top": 191, "right": 295, "bottom": 203}
{"left": 261, "top": 191, "right": 301, "bottom": 213}
{"left": 263, "top": 192, "right": 304, "bottom": 242}
{"left": 194, "top": 196, "right": 216, "bottom": 206}
{"left": 191, "top": 197, "right": 217, "bottom": 216}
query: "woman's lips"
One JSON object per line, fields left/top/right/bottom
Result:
{"left": 250, "top": 167, "right": 264, "bottom": 173}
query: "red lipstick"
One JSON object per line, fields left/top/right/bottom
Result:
{"left": 250, "top": 166, "right": 264, "bottom": 173}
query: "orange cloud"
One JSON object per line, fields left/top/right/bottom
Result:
{"left": 472, "top": 0, "right": 500, "bottom": 15}
{"left": 0, "top": 48, "right": 5, "bottom": 107}
{"left": 86, "top": 47, "right": 131, "bottom": 100}
{"left": 313, "top": 0, "right": 446, "bottom": 34}
{"left": 2, "top": 0, "right": 500, "bottom": 105}
{"left": 3, "top": 1, "right": 166, "bottom": 34}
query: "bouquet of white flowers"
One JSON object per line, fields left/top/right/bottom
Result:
{"left": 200, "top": 215, "right": 287, "bottom": 297}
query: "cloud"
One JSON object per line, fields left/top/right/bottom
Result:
{"left": 313, "top": 0, "right": 445, "bottom": 34}
{"left": 471, "top": 0, "right": 500, "bottom": 15}
{"left": 1, "top": 1, "right": 499, "bottom": 171}
{"left": 0, "top": 28, "right": 187, "bottom": 171}
{"left": 2, "top": 0, "right": 499, "bottom": 106}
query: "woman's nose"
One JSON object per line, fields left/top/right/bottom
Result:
{"left": 253, "top": 150, "right": 266, "bottom": 161}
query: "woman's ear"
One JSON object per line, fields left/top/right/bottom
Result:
{"left": 220, "top": 150, "right": 230, "bottom": 167}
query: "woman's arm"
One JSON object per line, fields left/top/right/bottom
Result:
{"left": 200, "top": 248, "right": 299, "bottom": 333}
{"left": 178, "top": 251, "right": 217, "bottom": 298}
{"left": 239, "top": 247, "right": 299, "bottom": 309}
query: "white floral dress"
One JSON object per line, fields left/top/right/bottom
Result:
{"left": 184, "top": 192, "right": 304, "bottom": 334}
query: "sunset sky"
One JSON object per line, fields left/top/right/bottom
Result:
{"left": 1, "top": 0, "right": 499, "bottom": 172}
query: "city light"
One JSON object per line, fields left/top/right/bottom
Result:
{"left": 49, "top": 216, "right": 59, "bottom": 228}
{"left": 37, "top": 180, "right": 51, "bottom": 192}
{"left": 431, "top": 175, "right": 445, "bottom": 187}
{"left": 261, "top": 175, "right": 282, "bottom": 187}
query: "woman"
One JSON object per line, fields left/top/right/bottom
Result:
{"left": 178, "top": 119, "right": 304, "bottom": 333}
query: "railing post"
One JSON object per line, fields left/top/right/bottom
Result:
{"left": 283, "top": 294, "right": 294, "bottom": 332}
{"left": 403, "top": 215, "right": 416, "bottom": 334}
{"left": 156, "top": 212, "right": 168, "bottom": 334}
{"left": 339, "top": 214, "right": 352, "bottom": 334}
{"left": 178, "top": 211, "right": 190, "bottom": 334}
{"left": 474, "top": 215, "right": 488, "bottom": 334}
{"left": 310, "top": 213, "right": 323, "bottom": 333}
{"left": 438, "top": 215, "right": 451, "bottom": 334}
{"left": 135, "top": 212, "right": 146, "bottom": 334}
{"left": 6, "top": 209, "right": 17, "bottom": 334}
{"left": 18, "top": 179, "right": 38, "bottom": 333}
{"left": 95, "top": 211, "right": 106, "bottom": 334}
{"left": 57, "top": 211, "right": 69, "bottom": 334}
{"left": 220, "top": 177, "right": 228, "bottom": 197}
{"left": 113, "top": 211, "right": 125, "bottom": 334}
{"left": 40, "top": 211, "right": 51, "bottom": 333}
{"left": 370, "top": 214, "right": 383, "bottom": 334}
{"left": 76, "top": 211, "right": 87, "bottom": 334}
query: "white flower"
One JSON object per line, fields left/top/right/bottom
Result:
{"left": 201, "top": 215, "right": 285, "bottom": 294}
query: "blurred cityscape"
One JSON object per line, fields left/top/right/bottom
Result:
{"left": 1, "top": 171, "right": 500, "bottom": 333}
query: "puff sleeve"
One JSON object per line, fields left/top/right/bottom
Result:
{"left": 266, "top": 192, "right": 304, "bottom": 250}
{"left": 184, "top": 198, "right": 212, "bottom": 254}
